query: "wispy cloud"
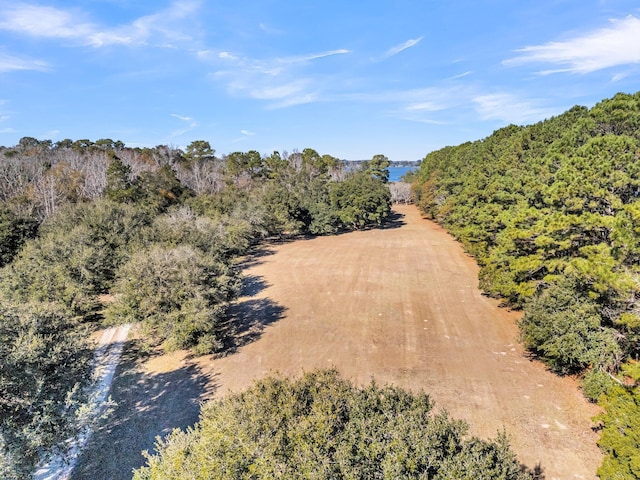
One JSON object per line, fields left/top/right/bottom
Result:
{"left": 611, "top": 71, "right": 634, "bottom": 82}
{"left": 360, "top": 85, "right": 558, "bottom": 126}
{"left": 448, "top": 71, "right": 472, "bottom": 79}
{"left": 170, "top": 113, "right": 194, "bottom": 122}
{"left": 383, "top": 37, "right": 423, "bottom": 59}
{"left": 232, "top": 129, "right": 256, "bottom": 143}
{"left": 505, "top": 15, "right": 640, "bottom": 74}
{"left": 0, "top": 51, "right": 48, "bottom": 72}
{"left": 205, "top": 48, "right": 350, "bottom": 108}
{"left": 0, "top": 1, "right": 201, "bottom": 48}
{"left": 283, "top": 49, "right": 350, "bottom": 63}
{"left": 169, "top": 113, "right": 197, "bottom": 137}
{"left": 0, "top": 3, "right": 94, "bottom": 40}
{"left": 259, "top": 23, "right": 284, "bottom": 35}
{"left": 473, "top": 93, "right": 559, "bottom": 124}
{"left": 392, "top": 85, "right": 472, "bottom": 123}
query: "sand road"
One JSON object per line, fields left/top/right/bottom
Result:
{"left": 207, "top": 204, "right": 601, "bottom": 479}
{"left": 35, "top": 324, "right": 131, "bottom": 480}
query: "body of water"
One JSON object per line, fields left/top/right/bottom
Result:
{"left": 388, "top": 166, "right": 414, "bottom": 182}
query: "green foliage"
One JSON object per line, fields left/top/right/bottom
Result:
{"left": 0, "top": 302, "right": 92, "bottom": 478}
{"left": 0, "top": 206, "right": 38, "bottom": 267}
{"left": 183, "top": 140, "right": 215, "bottom": 164}
{"left": 0, "top": 139, "right": 396, "bottom": 478}
{"left": 136, "top": 164, "right": 190, "bottom": 214}
{"left": 133, "top": 370, "right": 532, "bottom": 480}
{"left": 331, "top": 168, "right": 392, "bottom": 230}
{"left": 150, "top": 206, "right": 254, "bottom": 259}
{"left": 365, "top": 153, "right": 391, "bottom": 183}
{"left": 596, "top": 383, "right": 640, "bottom": 479}
{"left": 0, "top": 201, "right": 151, "bottom": 315}
{"left": 106, "top": 245, "right": 241, "bottom": 354}
{"left": 260, "top": 181, "right": 311, "bottom": 235}
{"left": 519, "top": 276, "right": 621, "bottom": 374}
{"left": 413, "top": 92, "right": 640, "bottom": 363}
{"left": 104, "top": 154, "right": 137, "bottom": 203}
{"left": 225, "top": 150, "right": 264, "bottom": 181}
{"left": 410, "top": 92, "right": 640, "bottom": 478}
{"left": 581, "top": 368, "right": 616, "bottom": 403}
{"left": 0, "top": 232, "right": 99, "bottom": 316}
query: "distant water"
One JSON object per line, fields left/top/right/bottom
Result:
{"left": 388, "top": 166, "right": 414, "bottom": 182}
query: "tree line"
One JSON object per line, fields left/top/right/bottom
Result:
{"left": 411, "top": 91, "right": 640, "bottom": 479}
{"left": 0, "top": 141, "right": 392, "bottom": 478}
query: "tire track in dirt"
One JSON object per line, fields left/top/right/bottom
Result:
{"left": 203, "top": 205, "right": 601, "bottom": 479}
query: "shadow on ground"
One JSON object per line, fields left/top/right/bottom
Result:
{"left": 71, "top": 339, "right": 216, "bottom": 480}
{"left": 222, "top": 273, "right": 287, "bottom": 353}
{"left": 236, "top": 245, "right": 276, "bottom": 270}
{"left": 382, "top": 210, "right": 406, "bottom": 229}
{"left": 527, "top": 463, "right": 545, "bottom": 479}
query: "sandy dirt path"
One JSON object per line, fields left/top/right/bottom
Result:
{"left": 204, "top": 204, "right": 601, "bottom": 480}
{"left": 34, "top": 324, "right": 131, "bottom": 480}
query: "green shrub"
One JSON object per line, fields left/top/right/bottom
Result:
{"left": 0, "top": 302, "right": 92, "bottom": 478}
{"left": 106, "top": 245, "right": 241, "bottom": 354}
{"left": 133, "top": 370, "right": 532, "bottom": 480}
{"left": 581, "top": 369, "right": 616, "bottom": 402}
{"left": 518, "top": 277, "right": 621, "bottom": 374}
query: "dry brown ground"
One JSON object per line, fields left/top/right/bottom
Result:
{"left": 197, "top": 204, "right": 601, "bottom": 480}
{"left": 76, "top": 204, "right": 601, "bottom": 479}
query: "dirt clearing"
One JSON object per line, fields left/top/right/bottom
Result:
{"left": 202, "top": 204, "right": 601, "bottom": 479}
{"left": 77, "top": 204, "right": 601, "bottom": 479}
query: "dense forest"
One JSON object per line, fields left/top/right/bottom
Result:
{"left": 412, "top": 91, "right": 640, "bottom": 479}
{"left": 0, "top": 140, "right": 394, "bottom": 478}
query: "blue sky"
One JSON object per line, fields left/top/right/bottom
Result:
{"left": 1, "top": 1, "right": 639, "bottom": 160}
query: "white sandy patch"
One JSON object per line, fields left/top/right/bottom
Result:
{"left": 33, "top": 324, "right": 131, "bottom": 480}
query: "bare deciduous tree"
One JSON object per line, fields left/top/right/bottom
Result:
{"left": 389, "top": 182, "right": 413, "bottom": 204}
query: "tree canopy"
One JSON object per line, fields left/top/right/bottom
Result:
{"left": 411, "top": 91, "right": 640, "bottom": 478}
{"left": 0, "top": 140, "right": 393, "bottom": 476}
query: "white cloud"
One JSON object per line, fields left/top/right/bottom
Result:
{"left": 0, "top": 4, "right": 94, "bottom": 39}
{"left": 282, "top": 49, "right": 350, "bottom": 64}
{"left": 232, "top": 129, "right": 257, "bottom": 143}
{"left": 505, "top": 16, "right": 640, "bottom": 74}
{"left": 0, "top": 52, "right": 48, "bottom": 72}
{"left": 405, "top": 101, "right": 445, "bottom": 112}
{"left": 384, "top": 37, "right": 423, "bottom": 58}
{"left": 369, "top": 86, "right": 559, "bottom": 126}
{"left": 0, "top": 1, "right": 201, "bottom": 48}
{"left": 449, "top": 71, "right": 472, "bottom": 79}
{"left": 0, "top": 115, "right": 10, "bottom": 122}
{"left": 238, "top": 80, "right": 304, "bottom": 100}
{"left": 170, "top": 113, "right": 194, "bottom": 122}
{"left": 205, "top": 48, "right": 349, "bottom": 108}
{"left": 259, "top": 23, "right": 284, "bottom": 35}
{"left": 218, "top": 51, "right": 238, "bottom": 60}
{"left": 611, "top": 71, "right": 630, "bottom": 82}
{"left": 169, "top": 112, "right": 197, "bottom": 137}
{"left": 473, "top": 93, "right": 559, "bottom": 124}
